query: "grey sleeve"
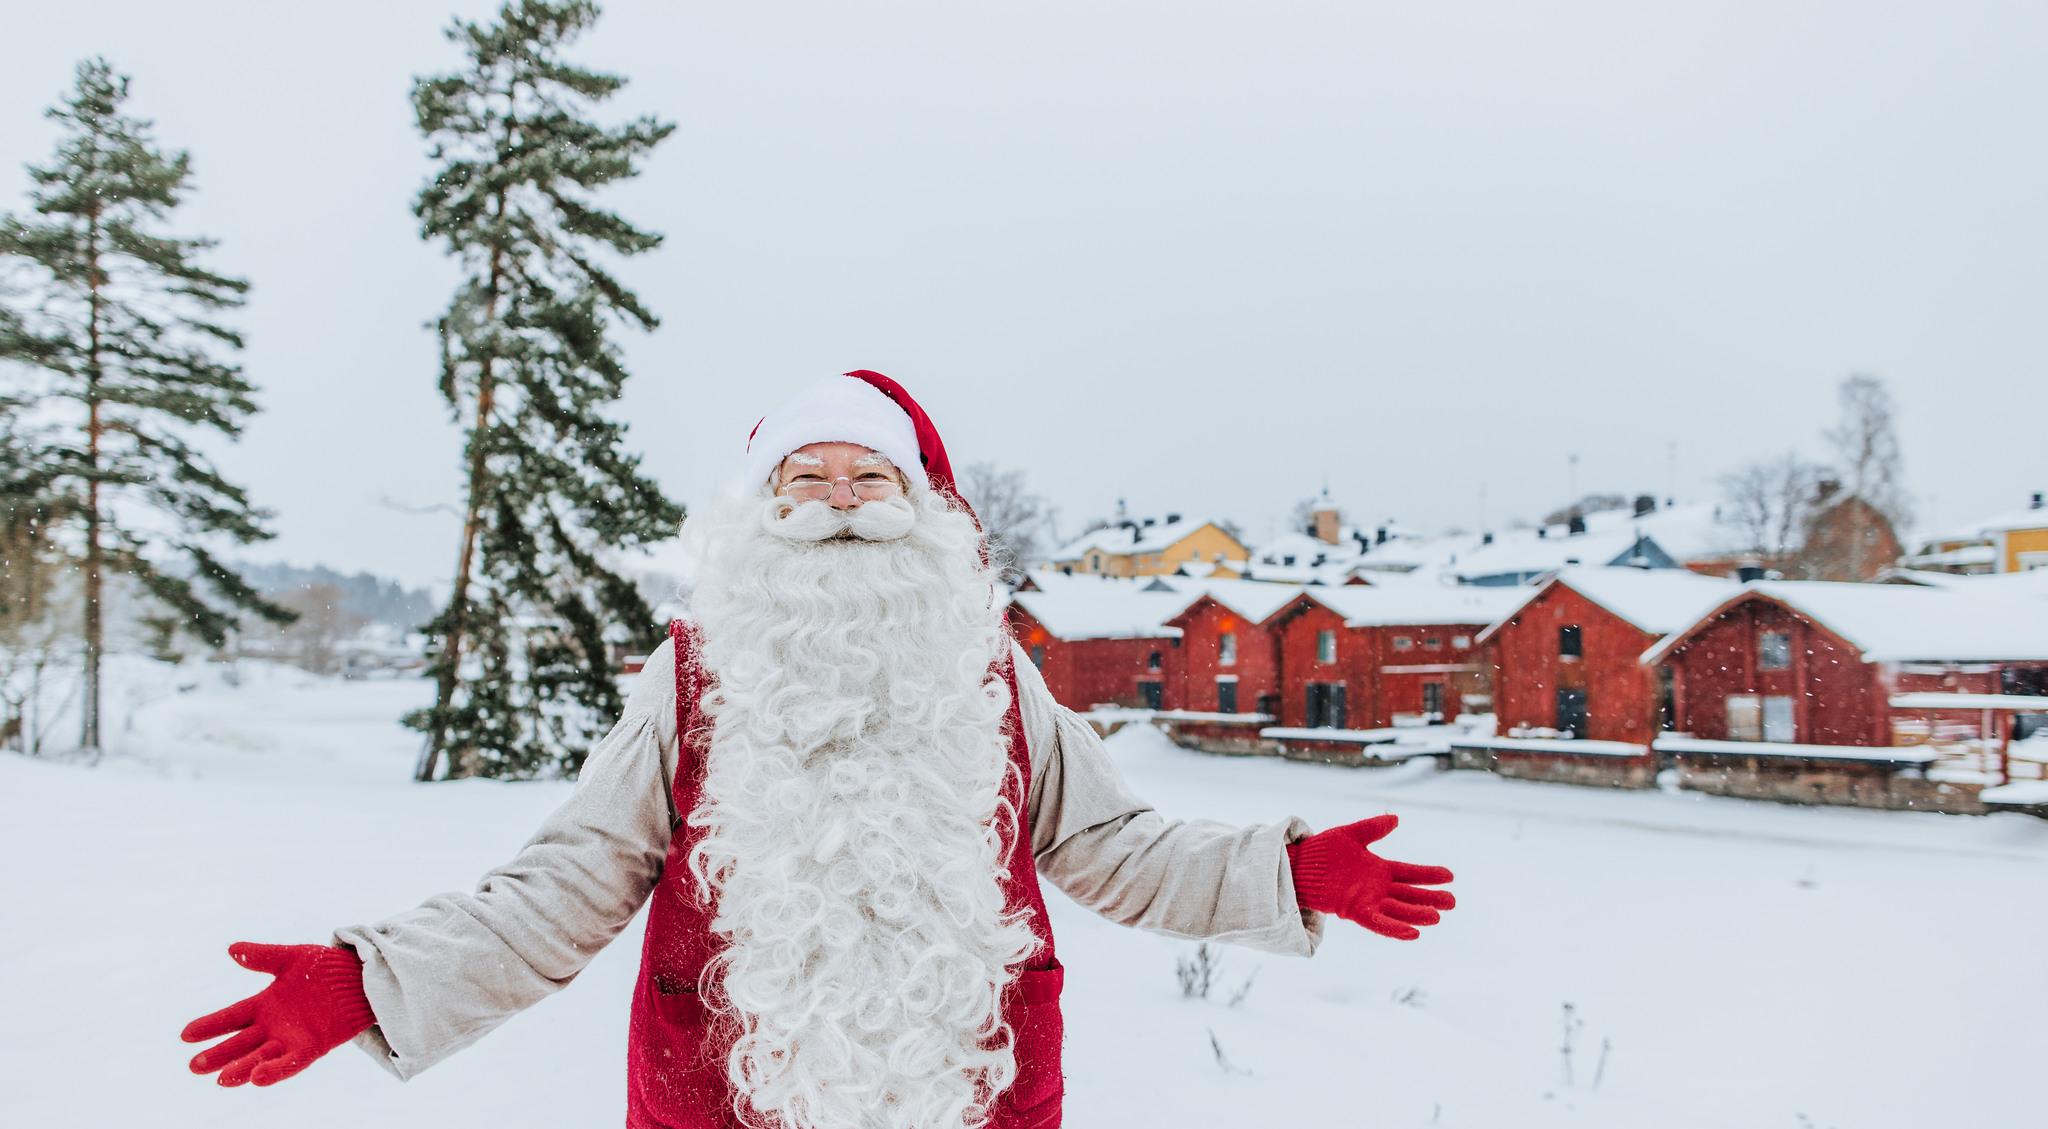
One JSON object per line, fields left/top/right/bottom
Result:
{"left": 334, "top": 638, "right": 681, "bottom": 1081}
{"left": 1009, "top": 642, "right": 1325, "bottom": 957}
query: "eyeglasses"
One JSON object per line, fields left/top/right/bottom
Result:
{"left": 777, "top": 475, "right": 904, "bottom": 503}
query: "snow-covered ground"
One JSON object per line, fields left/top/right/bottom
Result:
{"left": 5, "top": 657, "right": 2045, "bottom": 1128}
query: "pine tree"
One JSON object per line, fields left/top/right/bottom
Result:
{"left": 0, "top": 58, "right": 293, "bottom": 753}
{"left": 405, "top": 1, "right": 684, "bottom": 782}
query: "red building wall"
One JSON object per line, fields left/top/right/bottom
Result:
{"left": 1662, "top": 599, "right": 1885, "bottom": 745}
{"left": 1167, "top": 597, "right": 1282, "bottom": 716}
{"left": 1006, "top": 607, "right": 1179, "bottom": 711}
{"left": 1487, "top": 584, "right": 1664, "bottom": 745}
{"left": 1272, "top": 598, "right": 1487, "bottom": 729}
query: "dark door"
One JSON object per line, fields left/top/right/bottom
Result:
{"left": 1216, "top": 681, "right": 1238, "bottom": 713}
{"left": 1139, "top": 681, "right": 1163, "bottom": 709}
{"left": 1422, "top": 682, "right": 1444, "bottom": 719}
{"left": 1556, "top": 688, "right": 1589, "bottom": 738}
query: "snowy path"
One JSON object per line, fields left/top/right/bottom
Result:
{"left": 4, "top": 658, "right": 2042, "bottom": 1128}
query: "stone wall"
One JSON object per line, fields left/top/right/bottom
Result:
{"left": 1675, "top": 756, "right": 1987, "bottom": 815}
{"left": 1493, "top": 752, "right": 1657, "bottom": 790}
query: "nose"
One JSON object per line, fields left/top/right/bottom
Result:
{"left": 828, "top": 478, "right": 861, "bottom": 511}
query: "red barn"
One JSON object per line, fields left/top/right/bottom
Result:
{"left": 1646, "top": 581, "right": 2048, "bottom": 747}
{"left": 1006, "top": 584, "right": 1189, "bottom": 710}
{"left": 1476, "top": 567, "right": 1735, "bottom": 745}
{"left": 1268, "top": 585, "right": 1522, "bottom": 730}
{"left": 1157, "top": 579, "right": 1304, "bottom": 716}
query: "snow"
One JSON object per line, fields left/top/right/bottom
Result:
{"left": 1979, "top": 781, "right": 2048, "bottom": 805}
{"left": 1653, "top": 736, "right": 1940, "bottom": 765}
{"left": 1155, "top": 576, "right": 1311, "bottom": 626}
{"left": 1888, "top": 693, "right": 2048, "bottom": 711}
{"left": 1644, "top": 580, "right": 2048, "bottom": 665}
{"left": 1008, "top": 588, "right": 1189, "bottom": 641}
{"left": 1476, "top": 567, "right": 1738, "bottom": 644}
{"left": 1050, "top": 516, "right": 1231, "bottom": 562}
{"left": 1451, "top": 736, "right": 1649, "bottom": 758}
{"left": 1295, "top": 583, "right": 1527, "bottom": 628}
{"left": 7, "top": 656, "right": 2048, "bottom": 1128}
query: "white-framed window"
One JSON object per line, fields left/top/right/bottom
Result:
{"left": 1219, "top": 631, "right": 1238, "bottom": 666}
{"left": 1392, "top": 635, "right": 1413, "bottom": 651}
{"left": 1424, "top": 636, "right": 1444, "bottom": 650}
{"left": 1452, "top": 635, "right": 1472, "bottom": 650}
{"left": 1316, "top": 629, "right": 1337, "bottom": 664}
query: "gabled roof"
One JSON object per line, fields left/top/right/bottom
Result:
{"left": 1050, "top": 517, "right": 1241, "bottom": 562}
{"left": 1007, "top": 588, "right": 1187, "bottom": 642}
{"left": 1159, "top": 577, "right": 1309, "bottom": 627}
{"left": 1448, "top": 524, "right": 1671, "bottom": 581}
{"left": 1474, "top": 567, "right": 1739, "bottom": 645}
{"left": 1921, "top": 498, "right": 2048, "bottom": 543}
{"left": 1284, "top": 583, "right": 1526, "bottom": 628}
{"left": 1642, "top": 581, "right": 2048, "bottom": 666}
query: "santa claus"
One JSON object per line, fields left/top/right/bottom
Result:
{"left": 182, "top": 371, "right": 1456, "bottom": 1129}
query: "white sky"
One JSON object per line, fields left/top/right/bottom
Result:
{"left": 4, "top": 0, "right": 2044, "bottom": 590}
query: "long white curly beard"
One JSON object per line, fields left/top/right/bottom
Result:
{"left": 679, "top": 485, "right": 1044, "bottom": 1129}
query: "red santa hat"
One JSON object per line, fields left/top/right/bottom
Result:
{"left": 743, "top": 370, "right": 973, "bottom": 520}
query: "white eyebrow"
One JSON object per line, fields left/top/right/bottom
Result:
{"left": 783, "top": 452, "right": 826, "bottom": 468}
{"left": 852, "top": 453, "right": 896, "bottom": 469}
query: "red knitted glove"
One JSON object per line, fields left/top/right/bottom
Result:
{"left": 1286, "top": 814, "right": 1456, "bottom": 941}
{"left": 181, "top": 942, "right": 376, "bottom": 1086}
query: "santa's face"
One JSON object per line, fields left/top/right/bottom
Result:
{"left": 675, "top": 466, "right": 1040, "bottom": 1129}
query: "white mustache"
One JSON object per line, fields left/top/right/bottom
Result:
{"left": 763, "top": 494, "right": 918, "bottom": 543}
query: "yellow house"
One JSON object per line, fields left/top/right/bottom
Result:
{"left": 1906, "top": 493, "right": 2048, "bottom": 574}
{"left": 1049, "top": 515, "right": 1251, "bottom": 578}
{"left": 1991, "top": 495, "right": 2048, "bottom": 572}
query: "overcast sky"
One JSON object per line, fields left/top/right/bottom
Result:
{"left": 5, "top": 0, "right": 2044, "bottom": 591}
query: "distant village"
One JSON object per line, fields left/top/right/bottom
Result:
{"left": 1006, "top": 488, "right": 2048, "bottom": 819}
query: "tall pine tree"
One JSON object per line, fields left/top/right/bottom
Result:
{"left": 406, "top": 1, "right": 684, "bottom": 782}
{"left": 0, "top": 58, "right": 293, "bottom": 753}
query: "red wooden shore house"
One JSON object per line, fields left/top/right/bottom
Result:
{"left": 1005, "top": 584, "right": 1189, "bottom": 710}
{"left": 1266, "top": 585, "right": 1522, "bottom": 730}
{"left": 1476, "top": 567, "right": 1735, "bottom": 745}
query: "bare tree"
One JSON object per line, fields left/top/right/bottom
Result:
{"left": 238, "top": 583, "right": 371, "bottom": 676}
{"left": 1719, "top": 451, "right": 1826, "bottom": 561}
{"left": 956, "top": 461, "right": 1055, "bottom": 586}
{"left": 1823, "top": 373, "right": 1912, "bottom": 575}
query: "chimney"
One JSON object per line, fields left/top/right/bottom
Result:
{"left": 1736, "top": 561, "right": 1767, "bottom": 583}
{"left": 1166, "top": 512, "right": 1182, "bottom": 524}
{"left": 1142, "top": 517, "right": 1155, "bottom": 527}
{"left": 2032, "top": 492, "right": 2044, "bottom": 511}
{"left": 1633, "top": 494, "right": 1656, "bottom": 518}
{"left": 1131, "top": 526, "right": 1143, "bottom": 544}
{"left": 1482, "top": 531, "right": 1495, "bottom": 545}
{"left": 1375, "top": 526, "right": 1388, "bottom": 545}
{"left": 1815, "top": 479, "right": 1841, "bottom": 504}
{"left": 1537, "top": 527, "right": 1548, "bottom": 540}
{"left": 1353, "top": 531, "right": 1370, "bottom": 553}
{"left": 1312, "top": 506, "right": 1342, "bottom": 545}
{"left": 1567, "top": 514, "right": 1587, "bottom": 536}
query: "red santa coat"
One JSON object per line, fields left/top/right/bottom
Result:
{"left": 627, "top": 619, "right": 1067, "bottom": 1129}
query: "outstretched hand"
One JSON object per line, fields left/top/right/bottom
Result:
{"left": 181, "top": 942, "right": 376, "bottom": 1087}
{"left": 1285, "top": 814, "right": 1456, "bottom": 941}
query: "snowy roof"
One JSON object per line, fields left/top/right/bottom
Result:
{"left": 1292, "top": 583, "right": 1527, "bottom": 628}
{"left": 1881, "top": 568, "right": 2048, "bottom": 598}
{"left": 1475, "top": 567, "right": 1739, "bottom": 644}
{"left": 1644, "top": 581, "right": 2048, "bottom": 665}
{"left": 1050, "top": 516, "right": 1238, "bottom": 562}
{"left": 1452, "top": 526, "right": 1666, "bottom": 580}
{"left": 1922, "top": 499, "right": 2048, "bottom": 543}
{"left": 1158, "top": 577, "right": 1310, "bottom": 625}
{"left": 1008, "top": 588, "right": 1187, "bottom": 641}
